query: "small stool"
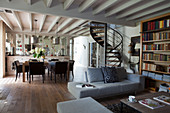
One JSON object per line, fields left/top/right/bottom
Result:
{"left": 57, "top": 97, "right": 113, "bottom": 113}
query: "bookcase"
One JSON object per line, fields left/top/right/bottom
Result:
{"left": 140, "top": 13, "right": 170, "bottom": 89}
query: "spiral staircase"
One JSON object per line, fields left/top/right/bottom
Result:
{"left": 90, "top": 21, "right": 123, "bottom": 67}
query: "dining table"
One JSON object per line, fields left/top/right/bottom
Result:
{"left": 22, "top": 60, "right": 70, "bottom": 82}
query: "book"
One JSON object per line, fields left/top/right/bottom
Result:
{"left": 153, "top": 95, "right": 170, "bottom": 105}
{"left": 138, "top": 99, "right": 164, "bottom": 109}
{"left": 76, "top": 83, "right": 95, "bottom": 88}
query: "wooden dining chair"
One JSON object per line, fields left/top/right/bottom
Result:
{"left": 51, "top": 62, "right": 68, "bottom": 83}
{"left": 29, "top": 62, "right": 45, "bottom": 83}
{"left": 14, "top": 60, "right": 29, "bottom": 81}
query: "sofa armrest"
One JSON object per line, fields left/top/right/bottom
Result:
{"left": 127, "top": 73, "right": 145, "bottom": 91}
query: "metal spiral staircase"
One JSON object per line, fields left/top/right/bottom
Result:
{"left": 90, "top": 21, "right": 123, "bottom": 67}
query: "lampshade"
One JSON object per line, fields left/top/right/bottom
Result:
{"left": 135, "top": 43, "right": 140, "bottom": 49}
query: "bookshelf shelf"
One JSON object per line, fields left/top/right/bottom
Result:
{"left": 142, "top": 69, "right": 170, "bottom": 75}
{"left": 143, "top": 50, "right": 170, "bottom": 52}
{"left": 143, "top": 39, "right": 170, "bottom": 43}
{"left": 143, "top": 60, "right": 170, "bottom": 63}
{"left": 141, "top": 27, "right": 170, "bottom": 33}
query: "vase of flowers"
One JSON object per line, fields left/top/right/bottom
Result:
{"left": 30, "top": 47, "right": 46, "bottom": 61}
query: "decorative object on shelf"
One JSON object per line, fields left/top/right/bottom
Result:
{"left": 30, "top": 47, "right": 46, "bottom": 59}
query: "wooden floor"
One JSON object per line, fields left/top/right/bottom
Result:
{"left": 0, "top": 74, "right": 150, "bottom": 113}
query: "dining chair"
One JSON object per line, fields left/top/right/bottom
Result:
{"left": 14, "top": 60, "right": 29, "bottom": 81}
{"left": 51, "top": 62, "right": 68, "bottom": 83}
{"left": 69, "top": 60, "right": 75, "bottom": 79}
{"left": 29, "top": 62, "right": 45, "bottom": 83}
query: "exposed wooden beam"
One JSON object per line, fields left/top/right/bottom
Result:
{"left": 28, "top": 13, "right": 32, "bottom": 31}
{"left": 126, "top": 3, "right": 170, "bottom": 21}
{"left": 105, "top": 0, "right": 141, "bottom": 17}
{"left": 62, "top": 20, "right": 87, "bottom": 34}
{"left": 69, "top": 27, "right": 84, "bottom": 35}
{"left": 39, "top": 15, "right": 46, "bottom": 32}
{"left": 77, "top": 29, "right": 89, "bottom": 35}
{"left": 93, "top": 0, "right": 117, "bottom": 15}
{"left": 64, "top": 0, "right": 75, "bottom": 10}
{"left": 79, "top": 0, "right": 96, "bottom": 13}
{"left": 43, "top": 0, "right": 53, "bottom": 8}
{"left": 55, "top": 18, "right": 73, "bottom": 33}
{"left": 0, "top": 13, "right": 13, "bottom": 30}
{"left": 47, "top": 16, "right": 60, "bottom": 33}
{"left": 116, "top": 0, "right": 165, "bottom": 19}
{"left": 12, "top": 11, "right": 23, "bottom": 31}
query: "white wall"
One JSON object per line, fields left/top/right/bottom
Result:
{"left": 116, "top": 23, "right": 140, "bottom": 72}
{"left": 73, "top": 35, "right": 94, "bottom": 82}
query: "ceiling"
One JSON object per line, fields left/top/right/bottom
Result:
{"left": 0, "top": 0, "right": 169, "bottom": 38}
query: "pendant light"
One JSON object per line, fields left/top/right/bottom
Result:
{"left": 31, "top": 19, "right": 38, "bottom": 43}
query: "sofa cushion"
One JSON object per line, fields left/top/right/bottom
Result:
{"left": 115, "top": 67, "right": 127, "bottom": 81}
{"left": 101, "top": 67, "right": 118, "bottom": 83}
{"left": 87, "top": 68, "right": 104, "bottom": 83}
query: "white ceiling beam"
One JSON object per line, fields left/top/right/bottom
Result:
{"left": 0, "top": 13, "right": 13, "bottom": 30}
{"left": 64, "top": 0, "right": 75, "bottom": 10}
{"left": 79, "top": 0, "right": 96, "bottom": 13}
{"left": 69, "top": 27, "right": 84, "bottom": 35}
{"left": 47, "top": 16, "right": 60, "bottom": 33}
{"left": 93, "top": 0, "right": 117, "bottom": 15}
{"left": 62, "top": 20, "right": 87, "bottom": 34}
{"left": 28, "top": 13, "right": 32, "bottom": 31}
{"left": 43, "top": 0, "right": 53, "bottom": 8}
{"left": 77, "top": 29, "right": 89, "bottom": 35}
{"left": 117, "top": 0, "right": 165, "bottom": 19}
{"left": 55, "top": 18, "right": 73, "bottom": 33}
{"left": 105, "top": 0, "right": 141, "bottom": 17}
{"left": 39, "top": 15, "right": 46, "bottom": 32}
{"left": 12, "top": 11, "right": 23, "bottom": 31}
{"left": 126, "top": 3, "right": 170, "bottom": 21}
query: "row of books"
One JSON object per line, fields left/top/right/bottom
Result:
{"left": 142, "top": 32, "right": 170, "bottom": 41}
{"left": 143, "top": 19, "right": 170, "bottom": 31}
{"left": 143, "top": 43, "right": 170, "bottom": 50}
{"left": 142, "top": 63, "right": 169, "bottom": 72}
{"left": 143, "top": 53, "right": 170, "bottom": 61}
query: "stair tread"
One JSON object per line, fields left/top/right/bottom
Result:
{"left": 92, "top": 30, "right": 104, "bottom": 33}
{"left": 106, "top": 60, "right": 120, "bottom": 62}
{"left": 105, "top": 64, "right": 119, "bottom": 67}
{"left": 106, "top": 56, "right": 120, "bottom": 58}
{"left": 90, "top": 26, "right": 104, "bottom": 28}
{"left": 94, "top": 35, "right": 104, "bottom": 38}
{"left": 97, "top": 39, "right": 104, "bottom": 42}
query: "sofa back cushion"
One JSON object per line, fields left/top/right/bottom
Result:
{"left": 87, "top": 68, "right": 104, "bottom": 83}
{"left": 115, "top": 67, "right": 127, "bottom": 81}
{"left": 101, "top": 67, "right": 118, "bottom": 83}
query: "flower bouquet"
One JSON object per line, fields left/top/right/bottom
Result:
{"left": 30, "top": 47, "right": 46, "bottom": 59}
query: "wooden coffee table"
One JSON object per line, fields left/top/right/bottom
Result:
{"left": 120, "top": 92, "right": 170, "bottom": 113}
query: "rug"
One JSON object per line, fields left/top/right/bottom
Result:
{"left": 106, "top": 103, "right": 139, "bottom": 113}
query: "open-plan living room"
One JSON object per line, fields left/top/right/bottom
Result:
{"left": 0, "top": 0, "right": 170, "bottom": 113}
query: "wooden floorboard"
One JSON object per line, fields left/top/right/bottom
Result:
{"left": 0, "top": 74, "right": 151, "bottom": 113}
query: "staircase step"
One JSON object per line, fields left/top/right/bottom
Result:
{"left": 92, "top": 30, "right": 104, "bottom": 33}
{"left": 106, "top": 60, "right": 120, "bottom": 62}
{"left": 105, "top": 64, "right": 119, "bottom": 67}
{"left": 107, "top": 51, "right": 119, "bottom": 53}
{"left": 94, "top": 35, "right": 104, "bottom": 38}
{"left": 97, "top": 39, "right": 104, "bottom": 42}
{"left": 90, "top": 26, "right": 104, "bottom": 28}
{"left": 106, "top": 56, "right": 120, "bottom": 58}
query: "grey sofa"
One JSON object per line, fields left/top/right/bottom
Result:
{"left": 68, "top": 67, "right": 145, "bottom": 99}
